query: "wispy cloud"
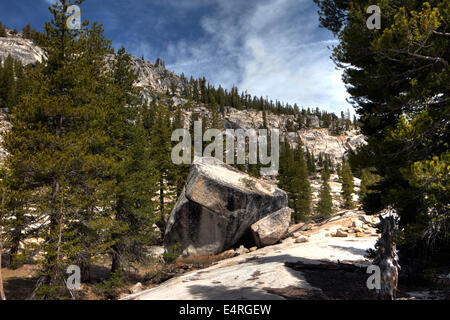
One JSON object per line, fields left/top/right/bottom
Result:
{"left": 24, "top": 0, "right": 352, "bottom": 114}
{"left": 159, "top": 0, "right": 351, "bottom": 114}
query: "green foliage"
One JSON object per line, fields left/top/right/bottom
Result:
{"left": 0, "top": 0, "right": 158, "bottom": 298}
{"left": 278, "top": 138, "right": 312, "bottom": 222}
{"left": 22, "top": 23, "right": 46, "bottom": 46}
{"left": 315, "top": 0, "right": 449, "bottom": 263}
{"left": 93, "top": 270, "right": 125, "bottom": 300}
{"left": 316, "top": 169, "right": 333, "bottom": 218}
{"left": 0, "top": 21, "right": 7, "bottom": 37}
{"left": 359, "top": 167, "right": 381, "bottom": 200}
{"left": 105, "top": 46, "right": 159, "bottom": 273}
{"left": 0, "top": 55, "right": 24, "bottom": 107}
{"left": 163, "top": 243, "right": 181, "bottom": 264}
{"left": 340, "top": 159, "right": 354, "bottom": 209}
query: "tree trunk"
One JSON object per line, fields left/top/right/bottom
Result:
{"left": 1, "top": 189, "right": 7, "bottom": 300}
{"left": 8, "top": 225, "right": 21, "bottom": 266}
{"left": 374, "top": 207, "right": 400, "bottom": 300}
{"left": 0, "top": 225, "right": 6, "bottom": 300}
{"left": 111, "top": 244, "right": 121, "bottom": 274}
{"left": 159, "top": 178, "right": 165, "bottom": 213}
{"left": 79, "top": 253, "right": 91, "bottom": 283}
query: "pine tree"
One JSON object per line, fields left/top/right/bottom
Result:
{"left": 0, "top": 55, "right": 17, "bottom": 106}
{"left": 317, "top": 168, "right": 333, "bottom": 218}
{"left": 2, "top": 0, "right": 117, "bottom": 298}
{"left": 278, "top": 138, "right": 311, "bottom": 222}
{"left": 169, "top": 106, "right": 190, "bottom": 197}
{"left": 0, "top": 21, "right": 6, "bottom": 37}
{"left": 315, "top": 0, "right": 450, "bottom": 265}
{"left": 292, "top": 139, "right": 312, "bottom": 221}
{"left": 144, "top": 99, "right": 175, "bottom": 233}
{"left": 341, "top": 159, "right": 354, "bottom": 209}
{"left": 105, "top": 47, "right": 158, "bottom": 274}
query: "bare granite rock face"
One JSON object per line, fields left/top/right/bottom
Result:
{"left": 251, "top": 207, "right": 291, "bottom": 247}
{"left": 104, "top": 54, "right": 189, "bottom": 98}
{"left": 0, "top": 36, "right": 365, "bottom": 168}
{"left": 0, "top": 37, "right": 45, "bottom": 66}
{"left": 164, "top": 157, "right": 289, "bottom": 256}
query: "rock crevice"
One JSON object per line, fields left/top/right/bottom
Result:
{"left": 164, "top": 157, "right": 290, "bottom": 257}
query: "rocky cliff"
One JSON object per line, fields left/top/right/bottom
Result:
{"left": 0, "top": 35, "right": 365, "bottom": 167}
{"left": 0, "top": 37, "right": 44, "bottom": 66}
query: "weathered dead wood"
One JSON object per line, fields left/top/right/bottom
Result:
{"left": 285, "top": 260, "right": 366, "bottom": 273}
{"left": 1, "top": 188, "right": 6, "bottom": 300}
{"left": 373, "top": 207, "right": 400, "bottom": 300}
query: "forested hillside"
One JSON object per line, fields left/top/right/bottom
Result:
{"left": 0, "top": 0, "right": 448, "bottom": 301}
{"left": 0, "top": 1, "right": 365, "bottom": 299}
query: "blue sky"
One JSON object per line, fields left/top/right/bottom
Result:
{"left": 0, "top": 0, "right": 352, "bottom": 114}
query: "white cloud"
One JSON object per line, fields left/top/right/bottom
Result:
{"left": 159, "top": 0, "right": 352, "bottom": 114}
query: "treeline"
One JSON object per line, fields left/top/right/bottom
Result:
{"left": 0, "top": 19, "right": 46, "bottom": 47}
{"left": 0, "top": 55, "right": 25, "bottom": 107}
{"left": 21, "top": 23, "right": 46, "bottom": 47}
{"left": 178, "top": 74, "right": 358, "bottom": 133}
{"left": 0, "top": 21, "right": 7, "bottom": 37}
{"left": 278, "top": 136, "right": 356, "bottom": 223}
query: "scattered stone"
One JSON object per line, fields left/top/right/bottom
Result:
{"left": 129, "top": 282, "right": 144, "bottom": 294}
{"left": 249, "top": 247, "right": 258, "bottom": 252}
{"left": 235, "top": 245, "right": 250, "bottom": 256}
{"left": 217, "top": 249, "right": 236, "bottom": 260}
{"left": 293, "top": 232, "right": 302, "bottom": 239}
{"left": 352, "top": 220, "right": 363, "bottom": 228}
{"left": 358, "top": 215, "right": 372, "bottom": 224}
{"left": 147, "top": 246, "right": 165, "bottom": 260}
{"left": 295, "top": 236, "right": 309, "bottom": 243}
{"left": 333, "top": 229, "right": 348, "bottom": 238}
{"left": 152, "top": 223, "right": 161, "bottom": 233}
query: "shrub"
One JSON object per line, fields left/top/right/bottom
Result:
{"left": 163, "top": 243, "right": 181, "bottom": 263}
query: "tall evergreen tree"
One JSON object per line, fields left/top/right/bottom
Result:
{"left": 317, "top": 168, "right": 333, "bottom": 218}
{"left": 105, "top": 47, "right": 158, "bottom": 274}
{"left": 340, "top": 159, "right": 354, "bottom": 209}
{"left": 2, "top": 0, "right": 117, "bottom": 298}
{"left": 315, "top": 0, "right": 450, "bottom": 268}
{"left": 278, "top": 138, "right": 311, "bottom": 222}
{"left": 143, "top": 99, "right": 175, "bottom": 233}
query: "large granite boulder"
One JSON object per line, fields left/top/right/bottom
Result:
{"left": 164, "top": 157, "right": 289, "bottom": 256}
{"left": 250, "top": 207, "right": 291, "bottom": 247}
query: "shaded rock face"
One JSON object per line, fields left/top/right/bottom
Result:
{"left": 251, "top": 207, "right": 291, "bottom": 247}
{"left": 164, "top": 157, "right": 289, "bottom": 256}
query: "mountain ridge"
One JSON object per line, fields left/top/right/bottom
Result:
{"left": 0, "top": 34, "right": 365, "bottom": 166}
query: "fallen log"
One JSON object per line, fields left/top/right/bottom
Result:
{"left": 285, "top": 260, "right": 366, "bottom": 273}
